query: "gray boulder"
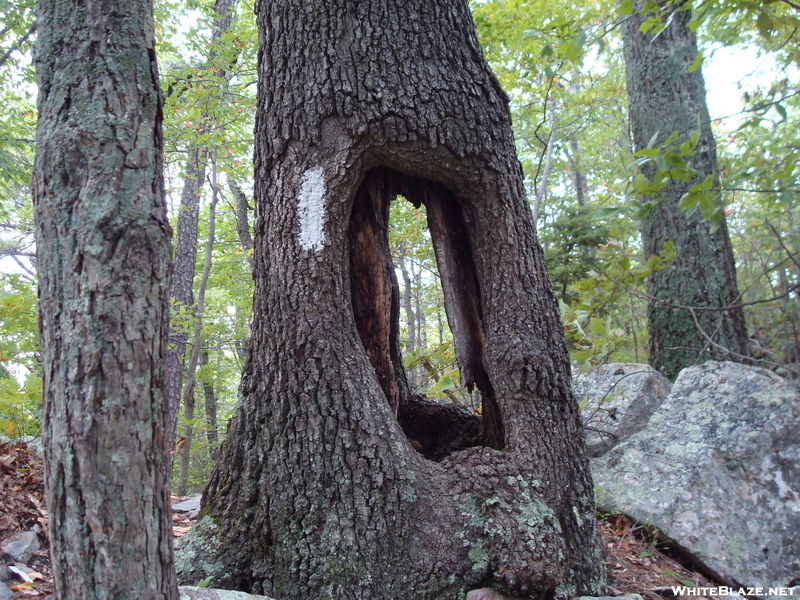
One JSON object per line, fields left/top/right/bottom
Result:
{"left": 0, "top": 582, "right": 11, "bottom": 600}
{"left": 173, "top": 494, "right": 203, "bottom": 520}
{"left": 573, "top": 363, "right": 671, "bottom": 457}
{"left": 592, "top": 361, "right": 800, "bottom": 594}
{"left": 174, "top": 516, "right": 226, "bottom": 587}
{"left": 0, "top": 530, "right": 40, "bottom": 564}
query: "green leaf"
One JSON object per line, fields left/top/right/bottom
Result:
{"left": 677, "top": 192, "right": 697, "bottom": 211}
{"left": 592, "top": 207, "right": 627, "bottom": 221}
{"left": 646, "top": 130, "right": 661, "bottom": 149}
{"left": 634, "top": 148, "right": 659, "bottom": 158}
{"left": 756, "top": 11, "right": 774, "bottom": 38}
{"left": 687, "top": 50, "right": 704, "bottom": 73}
{"left": 573, "top": 28, "right": 587, "bottom": 50}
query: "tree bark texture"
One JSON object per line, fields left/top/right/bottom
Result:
{"left": 32, "top": 0, "right": 178, "bottom": 596}
{"left": 623, "top": 0, "right": 749, "bottom": 380}
{"left": 201, "top": 1, "right": 606, "bottom": 598}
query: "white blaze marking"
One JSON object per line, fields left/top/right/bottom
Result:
{"left": 297, "top": 166, "right": 327, "bottom": 252}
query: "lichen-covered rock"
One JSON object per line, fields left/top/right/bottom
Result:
{"left": 174, "top": 517, "right": 227, "bottom": 586}
{"left": 591, "top": 361, "right": 800, "bottom": 594}
{"left": 573, "top": 364, "right": 671, "bottom": 457}
{"left": 466, "top": 588, "right": 523, "bottom": 599}
{"left": 179, "top": 586, "right": 277, "bottom": 600}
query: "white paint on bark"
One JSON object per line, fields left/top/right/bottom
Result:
{"left": 297, "top": 166, "right": 327, "bottom": 251}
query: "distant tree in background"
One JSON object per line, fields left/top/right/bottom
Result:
{"left": 623, "top": 0, "right": 750, "bottom": 379}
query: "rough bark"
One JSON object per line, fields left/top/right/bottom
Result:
{"left": 32, "top": 0, "right": 178, "bottom": 596}
{"left": 623, "top": 0, "right": 749, "bottom": 379}
{"left": 197, "top": 1, "right": 606, "bottom": 598}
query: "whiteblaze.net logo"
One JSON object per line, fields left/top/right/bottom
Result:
{"left": 670, "top": 587, "right": 797, "bottom": 597}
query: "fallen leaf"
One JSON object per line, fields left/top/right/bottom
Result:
{"left": 11, "top": 581, "right": 34, "bottom": 591}
{"left": 0, "top": 449, "right": 17, "bottom": 468}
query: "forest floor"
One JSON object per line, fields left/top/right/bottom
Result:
{"left": 0, "top": 441, "right": 720, "bottom": 599}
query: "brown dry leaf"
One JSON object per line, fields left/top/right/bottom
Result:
{"left": 173, "top": 525, "right": 192, "bottom": 538}
{"left": 27, "top": 571, "right": 45, "bottom": 582}
{"left": 11, "top": 581, "right": 34, "bottom": 591}
{"left": 0, "top": 449, "right": 17, "bottom": 469}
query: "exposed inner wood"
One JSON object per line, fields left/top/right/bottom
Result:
{"left": 348, "top": 167, "right": 504, "bottom": 457}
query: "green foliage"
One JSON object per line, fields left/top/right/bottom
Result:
{"left": 542, "top": 205, "right": 610, "bottom": 303}
{"left": 0, "top": 275, "right": 41, "bottom": 437}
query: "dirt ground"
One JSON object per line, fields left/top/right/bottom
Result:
{"left": 0, "top": 441, "right": 719, "bottom": 599}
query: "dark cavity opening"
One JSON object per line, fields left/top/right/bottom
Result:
{"left": 348, "top": 167, "right": 504, "bottom": 460}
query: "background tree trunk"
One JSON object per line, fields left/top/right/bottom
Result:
{"left": 165, "top": 0, "right": 237, "bottom": 441}
{"left": 166, "top": 149, "right": 205, "bottom": 440}
{"left": 176, "top": 155, "right": 219, "bottom": 496}
{"left": 197, "top": 1, "right": 606, "bottom": 598}
{"left": 32, "top": 0, "right": 178, "bottom": 596}
{"left": 623, "top": 0, "right": 749, "bottom": 379}
{"left": 199, "top": 350, "right": 219, "bottom": 462}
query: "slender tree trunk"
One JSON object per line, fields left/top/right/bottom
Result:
{"left": 566, "top": 74, "right": 588, "bottom": 208}
{"left": 32, "top": 0, "right": 178, "bottom": 596}
{"left": 199, "top": 350, "right": 219, "bottom": 461}
{"left": 567, "top": 135, "right": 589, "bottom": 207}
{"left": 167, "top": 150, "right": 205, "bottom": 438}
{"left": 166, "top": 0, "right": 237, "bottom": 441}
{"left": 230, "top": 178, "right": 255, "bottom": 268}
{"left": 193, "top": 1, "right": 606, "bottom": 597}
{"left": 623, "top": 0, "right": 749, "bottom": 379}
{"left": 399, "top": 255, "right": 417, "bottom": 385}
{"left": 177, "top": 154, "right": 219, "bottom": 496}
{"left": 532, "top": 98, "right": 556, "bottom": 226}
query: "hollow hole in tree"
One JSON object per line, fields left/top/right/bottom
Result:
{"left": 390, "top": 200, "right": 480, "bottom": 411}
{"left": 348, "top": 167, "right": 505, "bottom": 461}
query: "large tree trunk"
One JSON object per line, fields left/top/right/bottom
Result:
{"left": 623, "top": 0, "right": 749, "bottom": 379}
{"left": 32, "top": 0, "right": 178, "bottom": 596}
{"left": 195, "top": 1, "right": 606, "bottom": 598}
